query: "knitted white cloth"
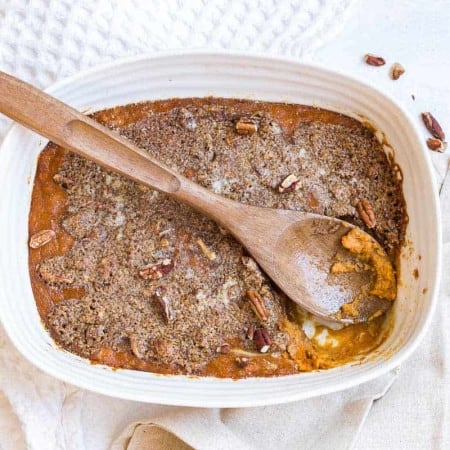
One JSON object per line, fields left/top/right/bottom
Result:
{"left": 0, "top": 0, "right": 357, "bottom": 139}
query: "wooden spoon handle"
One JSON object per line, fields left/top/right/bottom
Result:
{"left": 0, "top": 71, "right": 180, "bottom": 193}
{"left": 0, "top": 71, "right": 249, "bottom": 236}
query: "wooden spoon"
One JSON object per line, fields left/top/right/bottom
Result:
{"left": 0, "top": 71, "right": 395, "bottom": 324}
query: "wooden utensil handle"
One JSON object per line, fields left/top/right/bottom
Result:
{"left": 0, "top": 71, "right": 247, "bottom": 234}
{"left": 0, "top": 71, "right": 180, "bottom": 193}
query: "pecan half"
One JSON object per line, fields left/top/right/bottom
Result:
{"left": 364, "top": 54, "right": 386, "bottom": 66}
{"left": 390, "top": 62, "right": 405, "bottom": 80}
{"left": 426, "top": 138, "right": 447, "bottom": 152}
{"left": 356, "top": 199, "right": 376, "bottom": 228}
{"left": 278, "top": 174, "right": 299, "bottom": 193}
{"left": 29, "top": 229, "right": 56, "bottom": 249}
{"left": 235, "top": 117, "right": 258, "bottom": 135}
{"left": 253, "top": 328, "right": 271, "bottom": 353}
{"left": 139, "top": 259, "right": 174, "bottom": 280}
{"left": 421, "top": 112, "right": 445, "bottom": 140}
{"left": 246, "top": 290, "right": 269, "bottom": 322}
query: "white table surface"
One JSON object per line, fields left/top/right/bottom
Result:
{"left": 317, "top": 0, "right": 450, "bottom": 447}
{"left": 317, "top": 0, "right": 450, "bottom": 185}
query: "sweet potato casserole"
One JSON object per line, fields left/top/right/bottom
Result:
{"left": 28, "top": 98, "right": 406, "bottom": 377}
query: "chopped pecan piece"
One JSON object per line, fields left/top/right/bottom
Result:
{"left": 196, "top": 238, "right": 216, "bottom": 261}
{"left": 153, "top": 286, "right": 175, "bottom": 322}
{"left": 38, "top": 258, "right": 75, "bottom": 285}
{"left": 160, "top": 238, "right": 170, "bottom": 248}
{"left": 306, "top": 191, "right": 324, "bottom": 214}
{"left": 235, "top": 357, "right": 249, "bottom": 368}
{"left": 368, "top": 310, "right": 383, "bottom": 321}
{"left": 278, "top": 174, "right": 299, "bottom": 193}
{"left": 129, "top": 335, "right": 146, "bottom": 359}
{"left": 29, "top": 229, "right": 56, "bottom": 249}
{"left": 139, "top": 259, "right": 174, "bottom": 280}
{"left": 421, "top": 112, "right": 445, "bottom": 140}
{"left": 246, "top": 289, "right": 269, "bottom": 322}
{"left": 246, "top": 324, "right": 256, "bottom": 340}
{"left": 183, "top": 167, "right": 197, "bottom": 178}
{"left": 235, "top": 117, "right": 258, "bottom": 135}
{"left": 52, "top": 173, "right": 73, "bottom": 188}
{"left": 158, "top": 228, "right": 172, "bottom": 237}
{"left": 364, "top": 54, "right": 386, "bottom": 66}
{"left": 426, "top": 137, "right": 447, "bottom": 152}
{"left": 253, "top": 328, "right": 271, "bottom": 353}
{"left": 241, "top": 256, "right": 260, "bottom": 273}
{"left": 390, "top": 63, "right": 405, "bottom": 80}
{"left": 241, "top": 256, "right": 265, "bottom": 288}
{"left": 177, "top": 108, "right": 197, "bottom": 130}
{"left": 216, "top": 343, "right": 231, "bottom": 354}
{"left": 356, "top": 199, "right": 376, "bottom": 228}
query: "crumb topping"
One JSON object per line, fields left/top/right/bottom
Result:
{"left": 31, "top": 99, "right": 406, "bottom": 375}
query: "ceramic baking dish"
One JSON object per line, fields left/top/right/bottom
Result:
{"left": 0, "top": 51, "right": 441, "bottom": 407}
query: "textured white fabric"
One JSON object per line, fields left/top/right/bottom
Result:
{"left": 0, "top": 1, "right": 448, "bottom": 449}
{"left": 0, "top": 0, "right": 357, "bottom": 139}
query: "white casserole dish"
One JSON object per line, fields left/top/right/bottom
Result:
{"left": 0, "top": 51, "right": 441, "bottom": 407}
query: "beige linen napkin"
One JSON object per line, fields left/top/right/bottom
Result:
{"left": 111, "top": 371, "right": 399, "bottom": 450}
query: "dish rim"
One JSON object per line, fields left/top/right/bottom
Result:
{"left": 0, "top": 49, "right": 442, "bottom": 407}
